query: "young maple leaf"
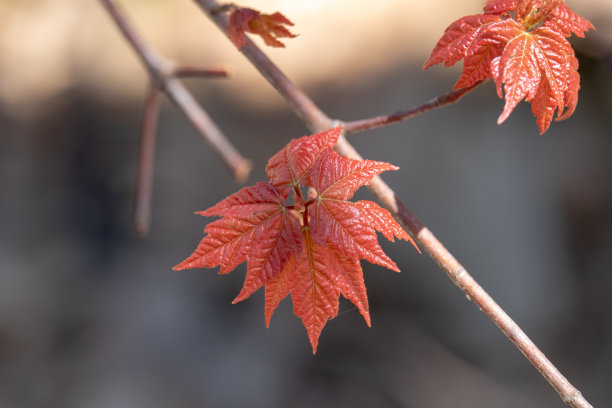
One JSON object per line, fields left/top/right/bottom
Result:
{"left": 423, "top": 0, "right": 593, "bottom": 134}
{"left": 175, "top": 182, "right": 304, "bottom": 303}
{"left": 227, "top": 7, "right": 297, "bottom": 49}
{"left": 174, "top": 128, "right": 419, "bottom": 353}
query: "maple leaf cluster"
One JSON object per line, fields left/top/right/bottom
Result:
{"left": 423, "top": 0, "right": 593, "bottom": 133}
{"left": 227, "top": 7, "right": 297, "bottom": 48}
{"left": 174, "top": 128, "right": 418, "bottom": 353}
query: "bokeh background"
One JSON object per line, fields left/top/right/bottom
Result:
{"left": 1, "top": 0, "right": 611, "bottom": 407}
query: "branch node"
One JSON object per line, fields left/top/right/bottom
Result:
{"left": 564, "top": 391, "right": 582, "bottom": 404}
{"left": 209, "top": 3, "right": 236, "bottom": 15}
{"left": 454, "top": 266, "right": 466, "bottom": 281}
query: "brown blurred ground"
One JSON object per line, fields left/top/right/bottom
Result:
{"left": 1, "top": 1, "right": 611, "bottom": 407}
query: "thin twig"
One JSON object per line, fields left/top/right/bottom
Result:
{"left": 99, "top": 0, "right": 251, "bottom": 182}
{"left": 134, "top": 84, "right": 161, "bottom": 237}
{"left": 172, "top": 65, "right": 231, "bottom": 78}
{"left": 342, "top": 80, "right": 484, "bottom": 135}
{"left": 194, "top": 1, "right": 593, "bottom": 406}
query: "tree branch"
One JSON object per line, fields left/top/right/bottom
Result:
{"left": 342, "top": 81, "right": 483, "bottom": 135}
{"left": 193, "top": 1, "right": 593, "bottom": 407}
{"left": 99, "top": 0, "right": 252, "bottom": 188}
{"left": 100, "top": 0, "right": 252, "bottom": 236}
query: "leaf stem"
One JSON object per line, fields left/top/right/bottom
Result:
{"left": 194, "top": 1, "right": 593, "bottom": 406}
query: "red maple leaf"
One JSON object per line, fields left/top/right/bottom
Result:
{"left": 424, "top": 0, "right": 593, "bottom": 133}
{"left": 227, "top": 7, "right": 297, "bottom": 48}
{"left": 174, "top": 128, "right": 419, "bottom": 353}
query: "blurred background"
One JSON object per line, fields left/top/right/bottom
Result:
{"left": 1, "top": 0, "right": 611, "bottom": 407}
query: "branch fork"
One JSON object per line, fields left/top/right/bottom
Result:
{"left": 100, "top": 0, "right": 251, "bottom": 236}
